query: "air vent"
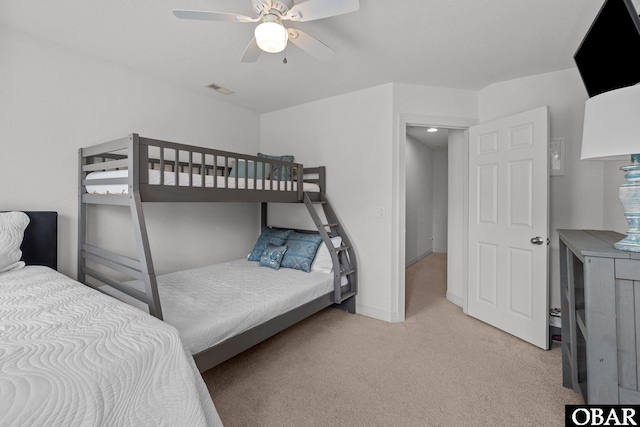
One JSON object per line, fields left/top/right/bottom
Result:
{"left": 206, "top": 83, "right": 234, "bottom": 95}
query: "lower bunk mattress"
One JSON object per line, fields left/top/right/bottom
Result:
{"left": 0, "top": 266, "right": 221, "bottom": 427}
{"left": 121, "top": 259, "right": 335, "bottom": 355}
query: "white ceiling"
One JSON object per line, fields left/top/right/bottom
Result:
{"left": 0, "top": 0, "right": 603, "bottom": 114}
{"left": 406, "top": 126, "right": 448, "bottom": 150}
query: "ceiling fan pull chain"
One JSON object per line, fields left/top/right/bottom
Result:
{"left": 283, "top": 35, "right": 288, "bottom": 64}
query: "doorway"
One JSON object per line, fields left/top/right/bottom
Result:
{"left": 404, "top": 126, "right": 449, "bottom": 267}
{"left": 404, "top": 126, "right": 449, "bottom": 315}
{"left": 395, "top": 109, "right": 550, "bottom": 349}
{"left": 393, "top": 114, "right": 477, "bottom": 322}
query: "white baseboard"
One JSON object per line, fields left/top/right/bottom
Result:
{"left": 405, "top": 249, "right": 433, "bottom": 267}
{"left": 357, "top": 295, "right": 461, "bottom": 322}
{"left": 356, "top": 303, "right": 400, "bottom": 323}
{"left": 446, "top": 291, "right": 463, "bottom": 307}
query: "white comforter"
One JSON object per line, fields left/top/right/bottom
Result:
{"left": 0, "top": 266, "right": 222, "bottom": 427}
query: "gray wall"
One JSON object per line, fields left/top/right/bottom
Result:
{"left": 405, "top": 134, "right": 449, "bottom": 266}
{"left": 263, "top": 83, "right": 478, "bottom": 322}
{"left": 446, "top": 129, "right": 466, "bottom": 306}
{"left": 1, "top": 27, "right": 262, "bottom": 278}
{"left": 432, "top": 148, "right": 448, "bottom": 253}
{"left": 405, "top": 135, "right": 434, "bottom": 265}
{"left": 478, "top": 68, "right": 605, "bottom": 310}
{"left": 260, "top": 84, "right": 398, "bottom": 321}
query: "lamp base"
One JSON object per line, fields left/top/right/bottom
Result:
{"left": 616, "top": 154, "right": 640, "bottom": 252}
{"left": 614, "top": 230, "right": 640, "bottom": 252}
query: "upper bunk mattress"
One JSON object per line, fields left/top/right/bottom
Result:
{"left": 85, "top": 169, "right": 320, "bottom": 194}
{"left": 0, "top": 266, "right": 221, "bottom": 427}
{"left": 122, "top": 259, "right": 334, "bottom": 355}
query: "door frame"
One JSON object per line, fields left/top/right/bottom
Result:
{"left": 393, "top": 113, "right": 479, "bottom": 321}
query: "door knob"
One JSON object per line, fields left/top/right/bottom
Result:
{"left": 530, "top": 236, "right": 544, "bottom": 245}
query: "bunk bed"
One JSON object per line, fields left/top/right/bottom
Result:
{"left": 78, "top": 133, "right": 358, "bottom": 372}
{"left": 0, "top": 211, "right": 221, "bottom": 426}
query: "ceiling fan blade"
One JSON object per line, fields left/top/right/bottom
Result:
{"left": 285, "top": 0, "right": 359, "bottom": 22}
{"left": 287, "top": 29, "right": 335, "bottom": 61}
{"left": 241, "top": 37, "right": 262, "bottom": 63}
{"left": 172, "top": 9, "right": 256, "bottom": 23}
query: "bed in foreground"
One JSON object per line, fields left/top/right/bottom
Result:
{"left": 0, "top": 211, "right": 222, "bottom": 427}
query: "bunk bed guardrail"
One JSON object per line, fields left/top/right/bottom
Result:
{"left": 80, "top": 134, "right": 322, "bottom": 204}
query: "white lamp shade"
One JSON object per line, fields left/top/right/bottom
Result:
{"left": 581, "top": 84, "right": 640, "bottom": 161}
{"left": 254, "top": 22, "right": 288, "bottom": 53}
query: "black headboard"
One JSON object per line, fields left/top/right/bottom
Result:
{"left": 17, "top": 211, "right": 58, "bottom": 270}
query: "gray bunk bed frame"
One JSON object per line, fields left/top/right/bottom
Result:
{"left": 78, "top": 133, "right": 357, "bottom": 372}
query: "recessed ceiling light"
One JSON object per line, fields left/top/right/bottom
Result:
{"left": 206, "top": 83, "right": 234, "bottom": 95}
{"left": 427, "top": 127, "right": 438, "bottom": 132}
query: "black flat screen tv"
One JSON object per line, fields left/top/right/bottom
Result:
{"left": 574, "top": 0, "right": 640, "bottom": 97}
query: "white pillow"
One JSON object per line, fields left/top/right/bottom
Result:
{"left": 310, "top": 236, "right": 342, "bottom": 273}
{"left": 0, "top": 211, "right": 30, "bottom": 273}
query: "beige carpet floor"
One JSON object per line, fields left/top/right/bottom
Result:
{"left": 202, "top": 253, "right": 582, "bottom": 426}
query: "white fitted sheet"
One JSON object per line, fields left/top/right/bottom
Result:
{"left": 0, "top": 266, "right": 222, "bottom": 427}
{"left": 122, "top": 259, "right": 334, "bottom": 355}
{"left": 85, "top": 169, "right": 320, "bottom": 194}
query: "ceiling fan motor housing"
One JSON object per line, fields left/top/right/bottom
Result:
{"left": 253, "top": 0, "right": 293, "bottom": 17}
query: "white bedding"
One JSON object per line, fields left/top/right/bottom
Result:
{"left": 121, "top": 259, "right": 334, "bottom": 355}
{"left": 0, "top": 266, "right": 222, "bottom": 427}
{"left": 85, "top": 169, "right": 320, "bottom": 194}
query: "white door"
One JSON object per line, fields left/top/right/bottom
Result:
{"left": 467, "top": 106, "right": 549, "bottom": 349}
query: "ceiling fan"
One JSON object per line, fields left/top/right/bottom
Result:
{"left": 173, "top": 0, "right": 359, "bottom": 62}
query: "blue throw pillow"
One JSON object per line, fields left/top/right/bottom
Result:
{"left": 248, "top": 227, "right": 293, "bottom": 261}
{"left": 230, "top": 160, "right": 266, "bottom": 180}
{"left": 257, "top": 153, "right": 294, "bottom": 181}
{"left": 280, "top": 231, "right": 323, "bottom": 272}
{"left": 259, "top": 244, "right": 288, "bottom": 270}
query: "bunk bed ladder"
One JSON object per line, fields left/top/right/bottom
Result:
{"left": 78, "top": 135, "right": 163, "bottom": 320}
{"left": 303, "top": 192, "right": 357, "bottom": 313}
{"left": 78, "top": 198, "right": 163, "bottom": 320}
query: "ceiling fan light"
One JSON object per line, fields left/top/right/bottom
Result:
{"left": 255, "top": 21, "right": 288, "bottom": 53}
